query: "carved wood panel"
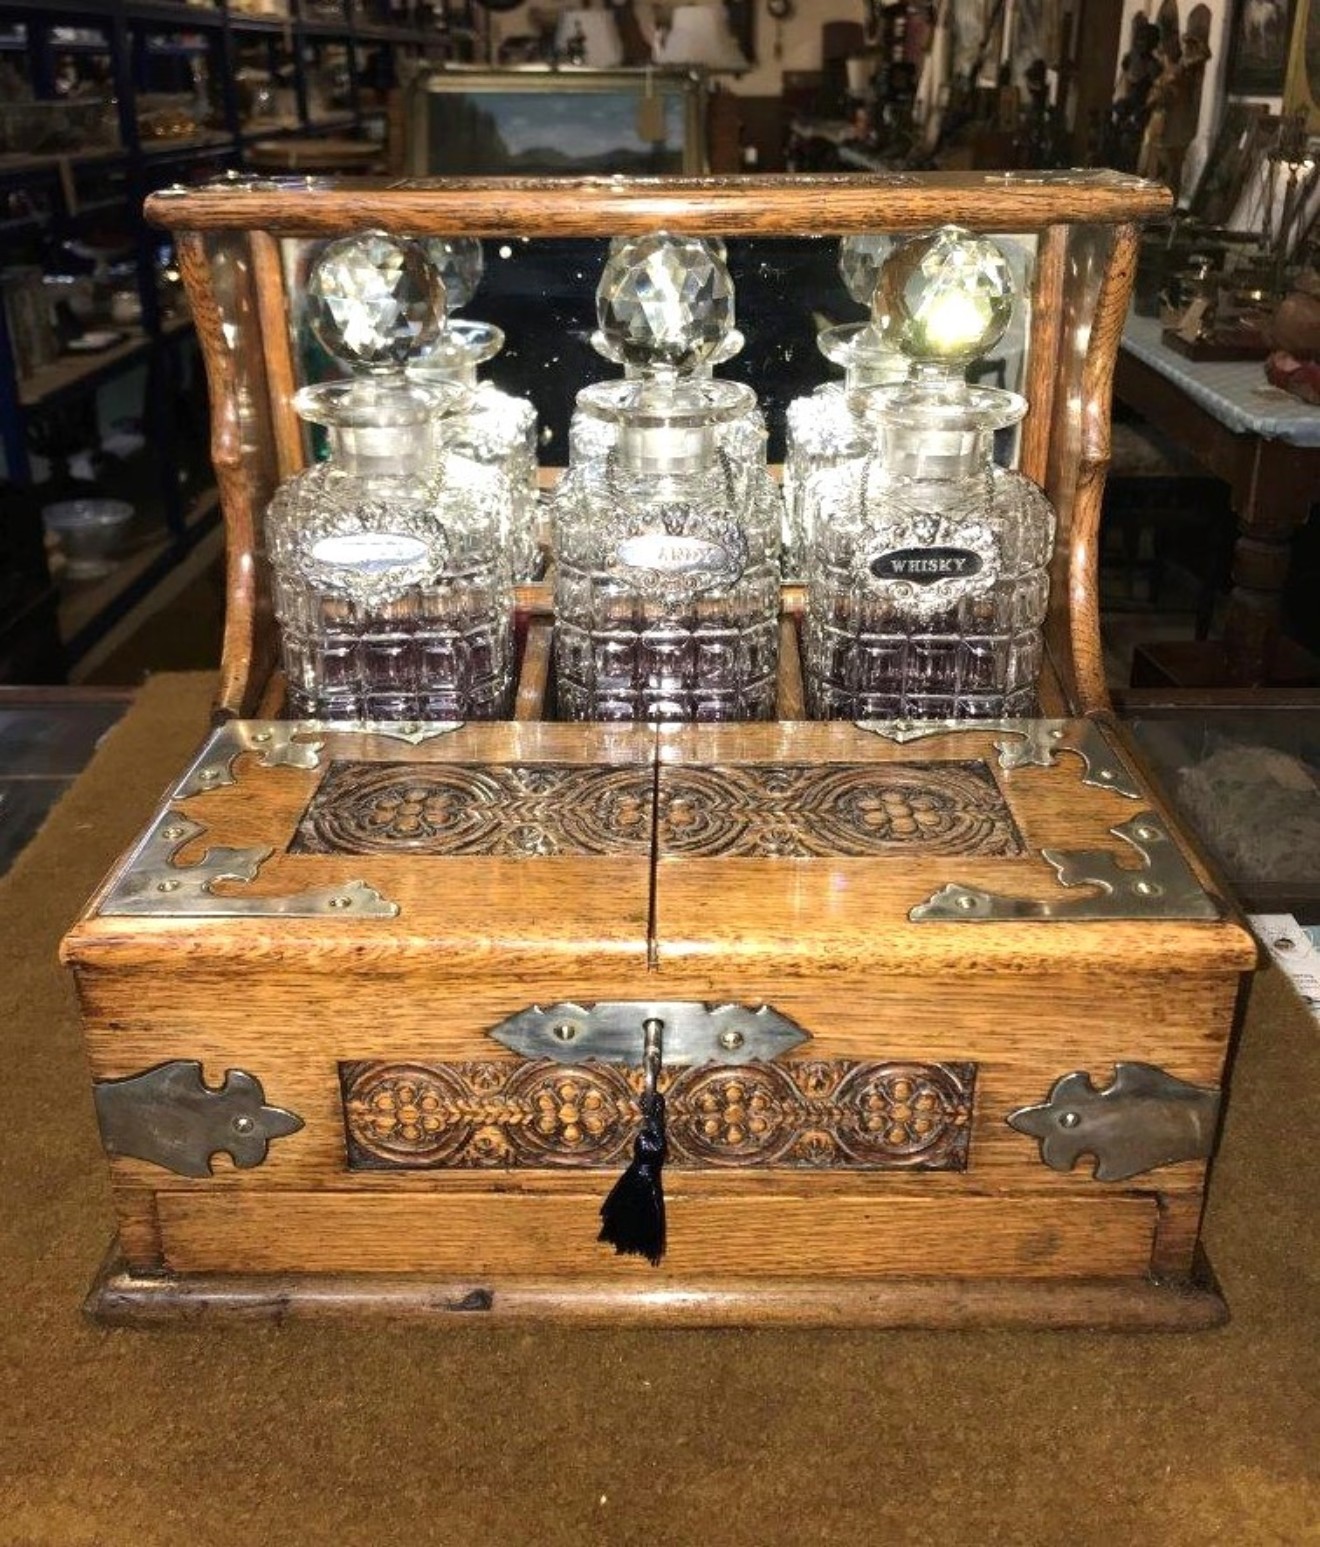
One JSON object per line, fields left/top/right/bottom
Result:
{"left": 655, "top": 761, "right": 1023, "bottom": 857}
{"left": 341, "top": 1059, "right": 976, "bottom": 1171}
{"left": 293, "top": 758, "right": 1021, "bottom": 860}
{"left": 291, "top": 761, "right": 654, "bottom": 857}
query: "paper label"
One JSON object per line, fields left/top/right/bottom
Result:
{"left": 1176, "top": 297, "right": 1210, "bottom": 342}
{"left": 1250, "top": 914, "right": 1320, "bottom": 1024}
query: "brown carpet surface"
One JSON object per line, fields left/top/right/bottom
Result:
{"left": 0, "top": 673, "right": 1316, "bottom": 1547}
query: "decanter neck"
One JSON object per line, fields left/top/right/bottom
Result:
{"left": 858, "top": 368, "right": 1023, "bottom": 481}
{"left": 295, "top": 378, "right": 461, "bottom": 478}
{"left": 617, "top": 420, "right": 716, "bottom": 475}
{"left": 411, "top": 359, "right": 480, "bottom": 390}
{"left": 844, "top": 356, "right": 906, "bottom": 392}
{"left": 325, "top": 423, "right": 433, "bottom": 476}
{"left": 879, "top": 425, "right": 994, "bottom": 481}
{"left": 623, "top": 361, "right": 714, "bottom": 382}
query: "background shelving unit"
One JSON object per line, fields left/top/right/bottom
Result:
{"left": 0, "top": 0, "right": 437, "bottom": 681}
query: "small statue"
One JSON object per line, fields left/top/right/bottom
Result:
{"left": 1138, "top": 29, "right": 1212, "bottom": 201}
{"left": 1107, "top": 16, "right": 1161, "bottom": 171}
{"left": 1015, "top": 57, "right": 1064, "bottom": 168}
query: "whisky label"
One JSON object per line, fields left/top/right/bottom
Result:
{"left": 311, "top": 533, "right": 430, "bottom": 576}
{"left": 869, "top": 546, "right": 984, "bottom": 585}
{"left": 616, "top": 533, "right": 730, "bottom": 575}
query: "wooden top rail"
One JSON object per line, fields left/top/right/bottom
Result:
{"left": 145, "top": 170, "right": 1171, "bottom": 239}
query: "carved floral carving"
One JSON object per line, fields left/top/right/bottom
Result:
{"left": 293, "top": 758, "right": 1021, "bottom": 861}
{"left": 655, "top": 762, "right": 1022, "bottom": 858}
{"left": 342, "top": 1058, "right": 975, "bottom": 1171}
{"left": 293, "top": 762, "right": 654, "bottom": 857}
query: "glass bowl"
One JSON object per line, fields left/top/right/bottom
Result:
{"left": 42, "top": 499, "right": 134, "bottom": 579}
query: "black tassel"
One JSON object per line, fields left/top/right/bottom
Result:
{"left": 598, "top": 1088, "right": 667, "bottom": 1266}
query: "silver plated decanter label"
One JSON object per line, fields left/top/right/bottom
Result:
{"left": 608, "top": 504, "right": 747, "bottom": 601}
{"left": 617, "top": 533, "right": 731, "bottom": 575}
{"left": 310, "top": 532, "right": 430, "bottom": 575}
{"left": 868, "top": 545, "right": 985, "bottom": 584}
{"left": 858, "top": 509, "right": 999, "bottom": 619}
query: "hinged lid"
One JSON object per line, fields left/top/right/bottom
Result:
{"left": 63, "top": 717, "right": 1256, "bottom": 982}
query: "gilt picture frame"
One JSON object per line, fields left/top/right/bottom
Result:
{"left": 1226, "top": 0, "right": 1297, "bottom": 94}
{"left": 1283, "top": 0, "right": 1320, "bottom": 130}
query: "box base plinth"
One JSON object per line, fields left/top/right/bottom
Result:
{"left": 84, "top": 1247, "right": 1229, "bottom": 1331}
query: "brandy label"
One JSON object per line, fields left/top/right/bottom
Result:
{"left": 616, "top": 533, "right": 730, "bottom": 575}
{"left": 608, "top": 509, "right": 748, "bottom": 603}
{"left": 310, "top": 533, "right": 429, "bottom": 576}
{"left": 869, "top": 546, "right": 984, "bottom": 584}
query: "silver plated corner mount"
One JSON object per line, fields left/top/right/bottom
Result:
{"left": 909, "top": 812, "right": 1220, "bottom": 922}
{"left": 173, "top": 721, "right": 325, "bottom": 800}
{"left": 173, "top": 719, "right": 466, "bottom": 800}
{"left": 99, "top": 809, "right": 399, "bottom": 918}
{"left": 855, "top": 717, "right": 1141, "bottom": 800}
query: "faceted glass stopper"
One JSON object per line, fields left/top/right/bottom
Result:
{"left": 608, "top": 234, "right": 728, "bottom": 263}
{"left": 597, "top": 234, "right": 735, "bottom": 373}
{"left": 838, "top": 234, "right": 894, "bottom": 308}
{"left": 306, "top": 231, "right": 442, "bottom": 372}
{"left": 419, "top": 237, "right": 483, "bottom": 312}
{"left": 876, "top": 226, "right": 1014, "bottom": 367}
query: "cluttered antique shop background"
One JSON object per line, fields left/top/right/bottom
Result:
{"left": 0, "top": 1, "right": 1315, "bottom": 1540}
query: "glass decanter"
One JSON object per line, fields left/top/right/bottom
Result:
{"left": 407, "top": 237, "right": 543, "bottom": 581}
{"left": 782, "top": 234, "right": 905, "bottom": 578}
{"left": 569, "top": 234, "right": 766, "bottom": 471}
{"left": 554, "top": 238, "right": 781, "bottom": 722}
{"left": 266, "top": 231, "right": 514, "bottom": 721}
{"left": 803, "top": 225, "right": 1056, "bottom": 721}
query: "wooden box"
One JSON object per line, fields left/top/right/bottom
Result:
{"left": 63, "top": 172, "right": 1259, "bottom": 1328}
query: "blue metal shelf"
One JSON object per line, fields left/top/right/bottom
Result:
{"left": 0, "top": 0, "right": 424, "bottom": 664}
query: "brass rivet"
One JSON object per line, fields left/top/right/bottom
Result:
{"left": 1133, "top": 880, "right": 1162, "bottom": 897}
{"left": 552, "top": 1022, "right": 578, "bottom": 1042}
{"left": 955, "top": 894, "right": 978, "bottom": 911}
{"left": 1099, "top": 769, "right": 1116, "bottom": 781}
{"left": 251, "top": 731, "right": 272, "bottom": 744}
{"left": 232, "top": 1115, "right": 255, "bottom": 1135}
{"left": 199, "top": 768, "right": 219, "bottom": 782}
{"left": 161, "top": 826, "right": 185, "bottom": 841}
{"left": 1059, "top": 1111, "right": 1080, "bottom": 1128}
{"left": 156, "top": 880, "right": 180, "bottom": 892}
{"left": 718, "top": 1029, "right": 744, "bottom": 1051}
{"left": 1049, "top": 728, "right": 1064, "bottom": 740}
{"left": 327, "top": 896, "right": 353, "bottom": 910}
{"left": 1134, "top": 825, "right": 1159, "bottom": 841}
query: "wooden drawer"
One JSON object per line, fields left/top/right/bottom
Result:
{"left": 156, "top": 1188, "right": 1161, "bottom": 1282}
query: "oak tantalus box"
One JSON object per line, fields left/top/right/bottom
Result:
{"left": 62, "top": 170, "right": 1257, "bottom": 1329}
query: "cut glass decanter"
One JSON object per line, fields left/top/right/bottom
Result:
{"left": 782, "top": 234, "right": 905, "bottom": 578}
{"left": 570, "top": 234, "right": 766, "bottom": 470}
{"left": 803, "top": 225, "right": 1056, "bottom": 721}
{"left": 267, "top": 231, "right": 514, "bottom": 721}
{"left": 554, "top": 236, "right": 781, "bottom": 722}
{"left": 407, "top": 237, "right": 543, "bottom": 582}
